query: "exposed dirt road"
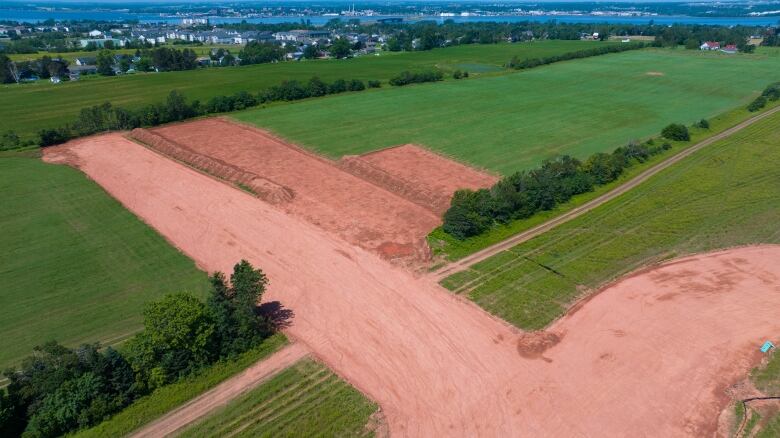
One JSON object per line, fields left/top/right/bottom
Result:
{"left": 44, "top": 136, "right": 780, "bottom": 436}
{"left": 430, "top": 104, "right": 780, "bottom": 281}
{"left": 130, "top": 343, "right": 310, "bottom": 438}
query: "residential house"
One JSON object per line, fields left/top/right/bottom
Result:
{"left": 721, "top": 44, "right": 738, "bottom": 54}
{"left": 700, "top": 41, "right": 720, "bottom": 50}
{"left": 75, "top": 57, "right": 96, "bottom": 66}
{"left": 88, "top": 30, "right": 103, "bottom": 38}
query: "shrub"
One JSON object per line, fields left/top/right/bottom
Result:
{"left": 39, "top": 127, "right": 72, "bottom": 146}
{"left": 452, "top": 70, "right": 462, "bottom": 79}
{"left": 695, "top": 119, "right": 710, "bottom": 129}
{"left": 367, "top": 80, "right": 381, "bottom": 88}
{"left": 0, "top": 130, "right": 20, "bottom": 150}
{"left": 389, "top": 69, "right": 444, "bottom": 86}
{"left": 747, "top": 96, "right": 767, "bottom": 112}
{"left": 661, "top": 123, "right": 690, "bottom": 141}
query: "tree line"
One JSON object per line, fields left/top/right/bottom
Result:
{"left": 388, "top": 69, "right": 444, "bottom": 86}
{"left": 442, "top": 123, "right": 693, "bottom": 239}
{"left": 507, "top": 42, "right": 652, "bottom": 69}
{"left": 747, "top": 82, "right": 780, "bottom": 112}
{"left": 34, "top": 75, "right": 380, "bottom": 146}
{"left": 0, "top": 261, "right": 276, "bottom": 438}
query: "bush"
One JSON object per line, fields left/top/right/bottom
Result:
{"left": 695, "top": 119, "right": 710, "bottom": 129}
{"left": 452, "top": 70, "right": 462, "bottom": 79}
{"left": 39, "top": 127, "right": 72, "bottom": 146}
{"left": 762, "top": 82, "right": 780, "bottom": 101}
{"left": 661, "top": 123, "right": 690, "bottom": 141}
{"left": 747, "top": 95, "right": 767, "bottom": 112}
{"left": 389, "top": 69, "right": 444, "bottom": 86}
{"left": 367, "top": 80, "right": 381, "bottom": 88}
{"left": 0, "top": 130, "right": 20, "bottom": 150}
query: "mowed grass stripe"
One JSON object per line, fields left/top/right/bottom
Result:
{"left": 179, "top": 359, "right": 378, "bottom": 438}
{"left": 0, "top": 156, "right": 209, "bottom": 369}
{"left": 235, "top": 47, "right": 780, "bottom": 175}
{"left": 0, "top": 41, "right": 599, "bottom": 141}
{"left": 442, "top": 109, "right": 780, "bottom": 330}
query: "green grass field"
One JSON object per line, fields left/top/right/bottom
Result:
{"left": 75, "top": 334, "right": 288, "bottom": 438}
{"left": 178, "top": 359, "right": 379, "bottom": 438}
{"left": 739, "top": 351, "right": 780, "bottom": 437}
{"left": 0, "top": 154, "right": 209, "bottom": 369}
{"left": 235, "top": 47, "right": 780, "bottom": 175}
{"left": 0, "top": 41, "right": 598, "bottom": 141}
{"left": 441, "top": 109, "right": 780, "bottom": 330}
{"left": 427, "top": 99, "right": 780, "bottom": 262}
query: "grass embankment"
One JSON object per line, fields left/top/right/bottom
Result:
{"left": 0, "top": 40, "right": 597, "bottom": 141}
{"left": 235, "top": 47, "right": 780, "bottom": 175}
{"left": 177, "top": 358, "right": 379, "bottom": 438}
{"left": 0, "top": 155, "right": 209, "bottom": 369}
{"left": 73, "top": 334, "right": 288, "bottom": 438}
{"left": 441, "top": 109, "right": 780, "bottom": 330}
{"left": 428, "top": 99, "right": 780, "bottom": 262}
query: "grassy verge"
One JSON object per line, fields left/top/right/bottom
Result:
{"left": 736, "top": 350, "right": 780, "bottom": 437}
{"left": 73, "top": 334, "right": 288, "bottom": 438}
{"left": 441, "top": 108, "right": 780, "bottom": 330}
{"left": 177, "top": 358, "right": 379, "bottom": 438}
{"left": 0, "top": 156, "right": 209, "bottom": 370}
{"left": 428, "top": 98, "right": 780, "bottom": 262}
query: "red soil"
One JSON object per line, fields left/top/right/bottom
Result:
{"left": 136, "top": 119, "right": 445, "bottom": 263}
{"left": 340, "top": 145, "right": 498, "bottom": 215}
{"left": 44, "top": 135, "right": 780, "bottom": 437}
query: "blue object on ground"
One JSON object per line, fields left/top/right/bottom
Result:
{"left": 761, "top": 341, "right": 775, "bottom": 353}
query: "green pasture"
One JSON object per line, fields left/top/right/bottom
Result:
{"left": 0, "top": 40, "right": 597, "bottom": 141}
{"left": 235, "top": 47, "right": 780, "bottom": 175}
{"left": 0, "top": 154, "right": 209, "bottom": 369}
{"left": 441, "top": 109, "right": 780, "bottom": 330}
{"left": 178, "top": 359, "right": 379, "bottom": 438}
{"left": 427, "top": 100, "right": 780, "bottom": 262}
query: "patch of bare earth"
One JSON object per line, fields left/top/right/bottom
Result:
{"left": 134, "top": 119, "right": 485, "bottom": 265}
{"left": 44, "top": 134, "right": 780, "bottom": 436}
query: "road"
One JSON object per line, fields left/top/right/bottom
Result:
{"left": 130, "top": 342, "right": 310, "bottom": 438}
{"left": 430, "top": 104, "right": 780, "bottom": 282}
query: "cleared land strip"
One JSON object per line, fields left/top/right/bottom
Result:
{"left": 129, "top": 342, "right": 309, "bottom": 438}
{"left": 43, "top": 136, "right": 780, "bottom": 435}
{"left": 430, "top": 104, "right": 780, "bottom": 282}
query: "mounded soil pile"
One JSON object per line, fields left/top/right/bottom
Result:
{"left": 45, "top": 135, "right": 780, "bottom": 437}
{"left": 129, "top": 128, "right": 294, "bottom": 204}
{"left": 143, "top": 119, "right": 443, "bottom": 264}
{"left": 357, "top": 145, "right": 499, "bottom": 216}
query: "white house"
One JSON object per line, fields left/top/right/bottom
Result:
{"left": 88, "top": 29, "right": 103, "bottom": 38}
{"left": 700, "top": 41, "right": 720, "bottom": 50}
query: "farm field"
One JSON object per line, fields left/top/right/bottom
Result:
{"left": 0, "top": 153, "right": 209, "bottom": 369}
{"left": 235, "top": 47, "right": 780, "bottom": 175}
{"left": 0, "top": 40, "right": 599, "bottom": 141}
{"left": 177, "top": 359, "right": 379, "bottom": 438}
{"left": 46, "top": 127, "right": 780, "bottom": 435}
{"left": 441, "top": 108, "right": 780, "bottom": 330}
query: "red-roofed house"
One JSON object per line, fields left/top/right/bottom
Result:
{"left": 721, "top": 44, "right": 738, "bottom": 54}
{"left": 700, "top": 41, "right": 720, "bottom": 50}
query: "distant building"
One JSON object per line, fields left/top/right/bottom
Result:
{"left": 182, "top": 18, "right": 209, "bottom": 26}
{"left": 274, "top": 30, "right": 331, "bottom": 43}
{"left": 79, "top": 38, "right": 126, "bottom": 48}
{"left": 700, "top": 41, "right": 720, "bottom": 50}
{"left": 721, "top": 44, "right": 738, "bottom": 54}
{"left": 88, "top": 29, "right": 103, "bottom": 38}
{"left": 75, "top": 57, "right": 96, "bottom": 66}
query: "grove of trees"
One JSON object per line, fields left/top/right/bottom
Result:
{"left": 442, "top": 137, "right": 678, "bottom": 239}
{"left": 0, "top": 260, "right": 275, "bottom": 438}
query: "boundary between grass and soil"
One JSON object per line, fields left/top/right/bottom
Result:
{"left": 127, "top": 342, "right": 310, "bottom": 438}
{"left": 430, "top": 104, "right": 780, "bottom": 282}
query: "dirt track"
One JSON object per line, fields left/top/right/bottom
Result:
{"left": 430, "top": 104, "right": 780, "bottom": 281}
{"left": 130, "top": 342, "right": 309, "bottom": 438}
{"left": 44, "top": 135, "right": 780, "bottom": 436}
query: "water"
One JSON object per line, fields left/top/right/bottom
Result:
{"left": 2, "top": 8, "right": 779, "bottom": 27}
